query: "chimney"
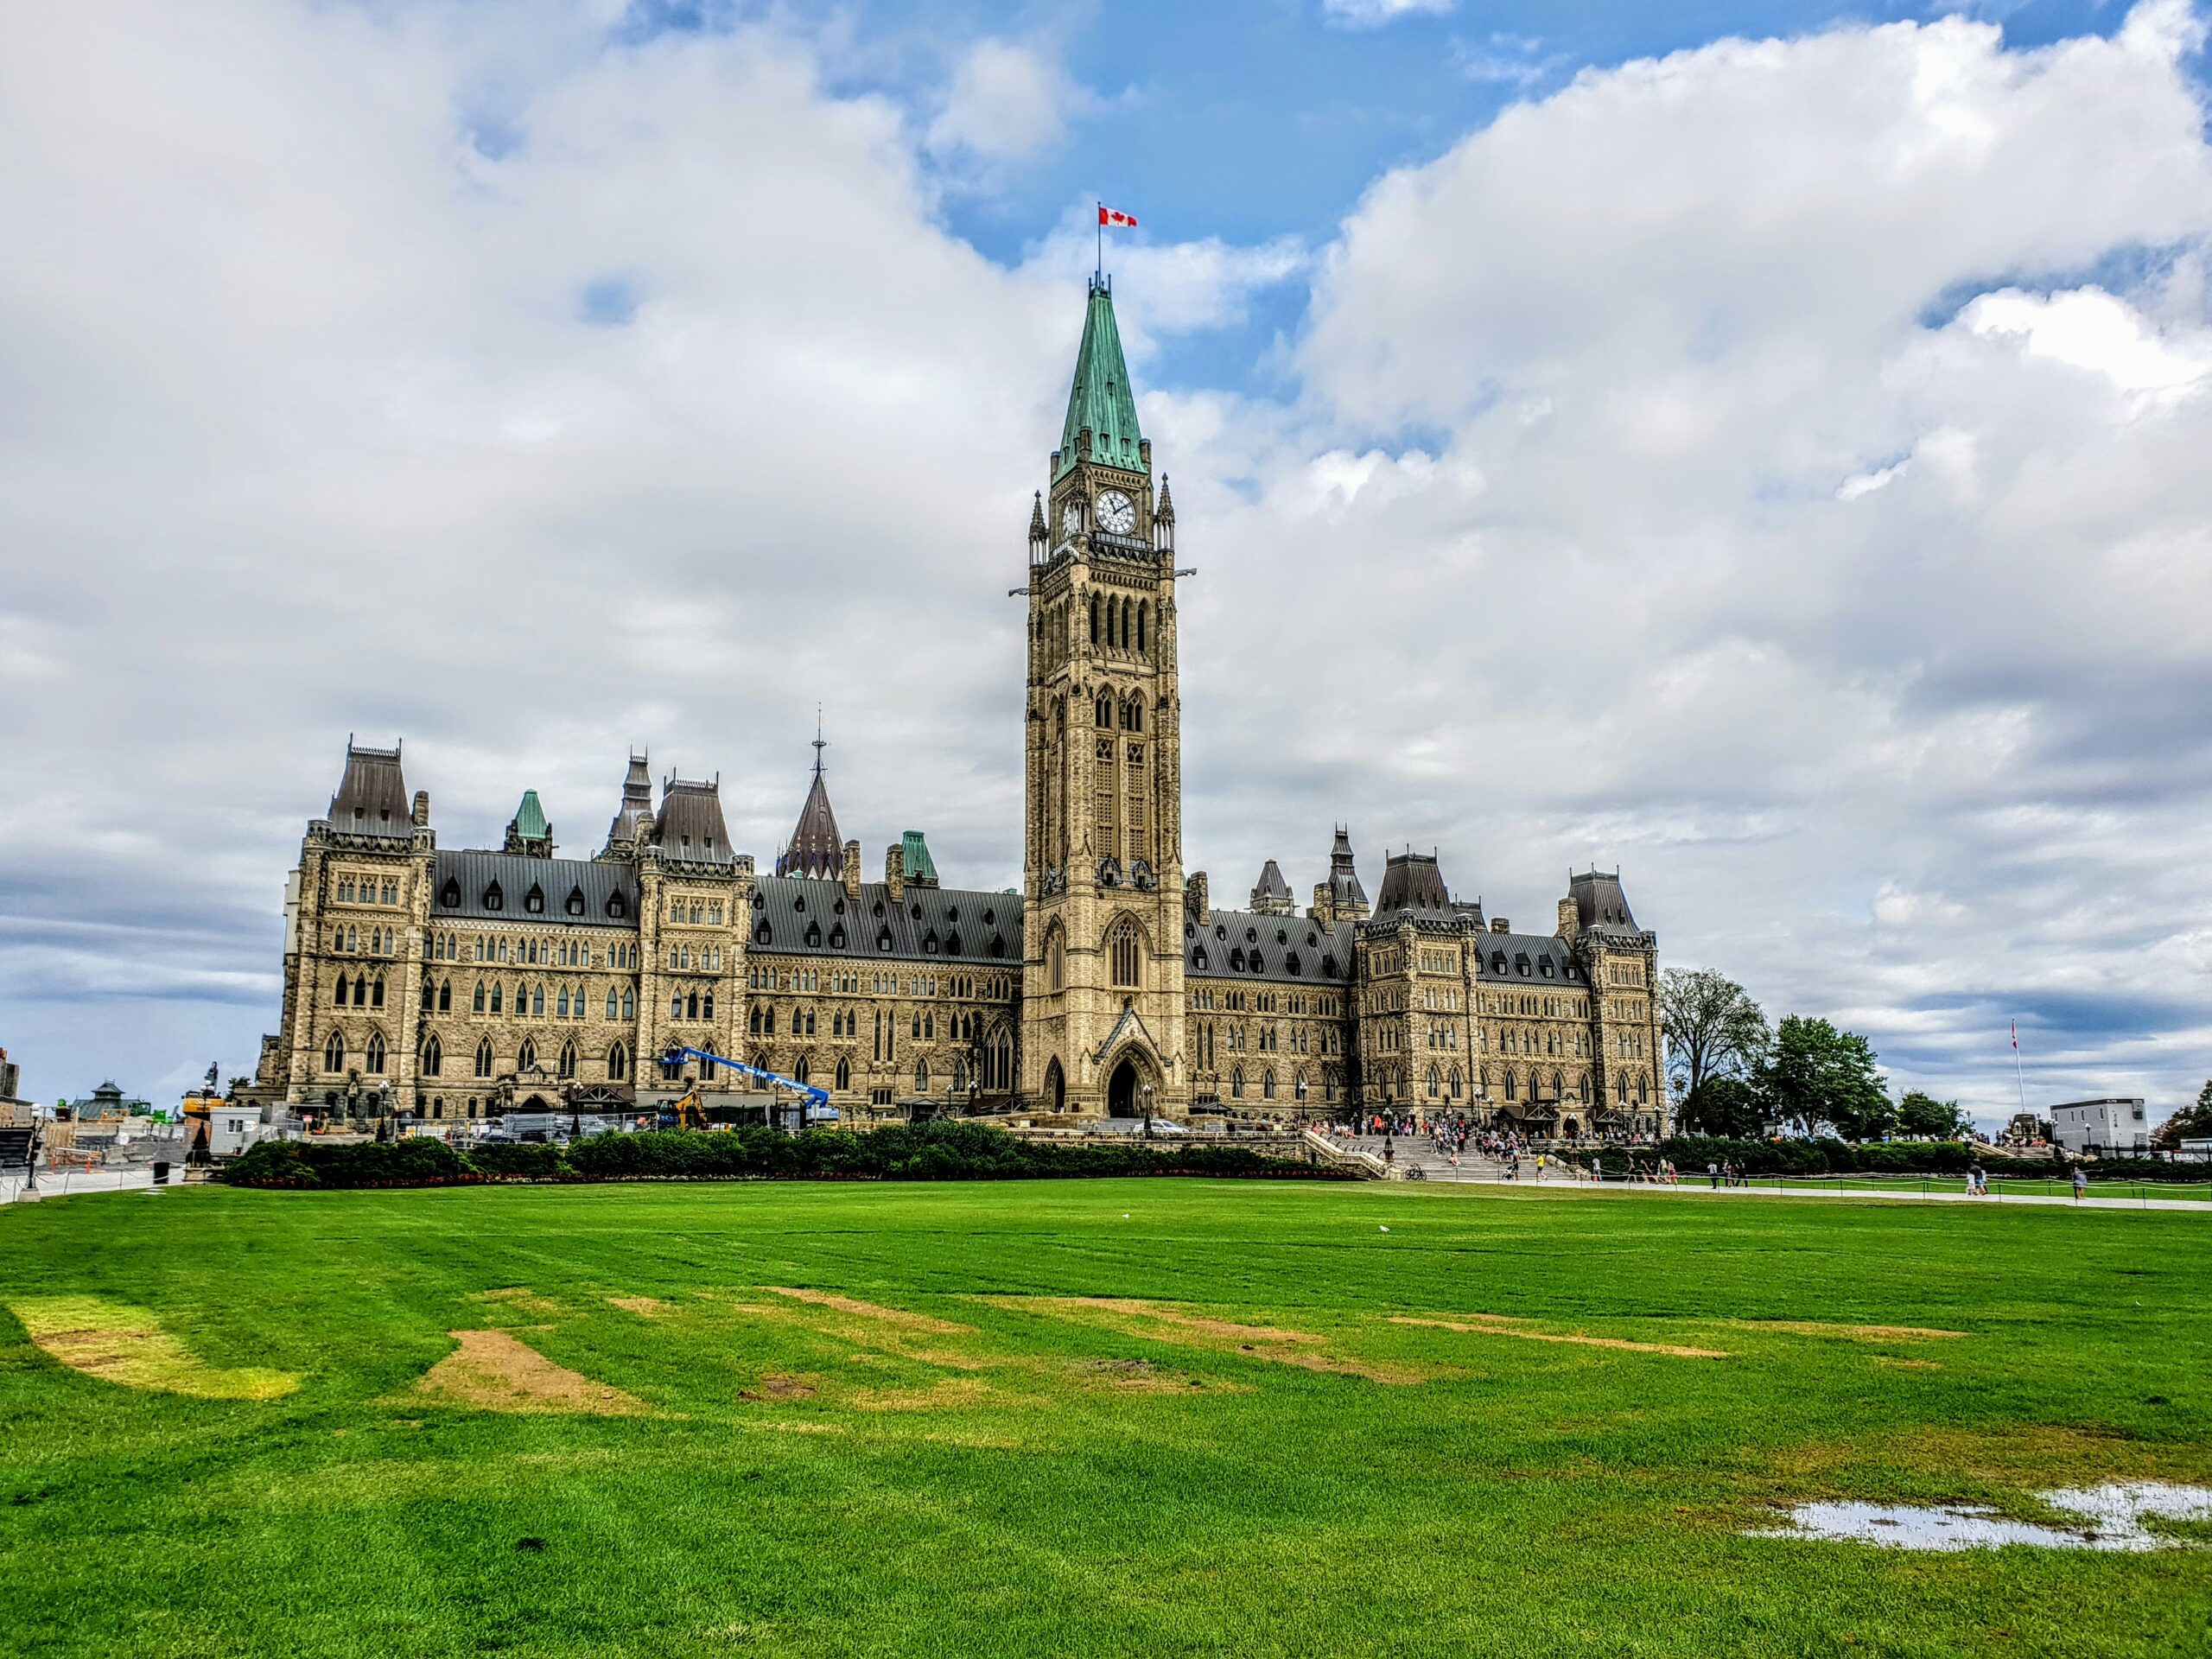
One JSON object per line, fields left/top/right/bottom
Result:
{"left": 1556, "top": 898, "right": 1579, "bottom": 941}
{"left": 885, "top": 842, "right": 906, "bottom": 905}
{"left": 1491, "top": 917, "right": 1510, "bottom": 934}
{"left": 1186, "top": 870, "right": 1209, "bottom": 925}
{"left": 842, "top": 840, "right": 862, "bottom": 902}
{"left": 1311, "top": 882, "right": 1332, "bottom": 926}
{"left": 412, "top": 791, "right": 430, "bottom": 828}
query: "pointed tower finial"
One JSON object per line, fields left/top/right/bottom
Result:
{"left": 1155, "top": 474, "right": 1174, "bottom": 524}
{"left": 812, "top": 706, "right": 828, "bottom": 780}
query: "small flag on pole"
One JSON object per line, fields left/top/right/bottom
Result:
{"left": 1098, "top": 205, "right": 1139, "bottom": 227}
{"left": 2011, "top": 1020, "right": 2018, "bottom": 1052}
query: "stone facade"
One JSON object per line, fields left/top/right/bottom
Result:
{"left": 254, "top": 278, "right": 1668, "bottom": 1138}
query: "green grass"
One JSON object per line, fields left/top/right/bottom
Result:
{"left": 3, "top": 1179, "right": 2209, "bottom": 1658}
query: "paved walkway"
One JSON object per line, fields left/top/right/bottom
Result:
{"left": 1334, "top": 1137, "right": 2206, "bottom": 1212}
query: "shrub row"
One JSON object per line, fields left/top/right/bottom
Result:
{"left": 1573, "top": 1136, "right": 2212, "bottom": 1182}
{"left": 222, "top": 1121, "right": 1355, "bottom": 1191}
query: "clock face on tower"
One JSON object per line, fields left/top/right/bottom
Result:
{"left": 1095, "top": 489, "right": 1136, "bottom": 536}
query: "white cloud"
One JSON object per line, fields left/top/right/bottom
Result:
{"left": 1324, "top": 0, "right": 1454, "bottom": 28}
{"left": 4, "top": 0, "right": 2211, "bottom": 1126}
{"left": 925, "top": 38, "right": 1077, "bottom": 164}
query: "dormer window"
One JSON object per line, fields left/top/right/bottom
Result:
{"left": 524, "top": 885, "right": 544, "bottom": 915}
{"left": 606, "top": 893, "right": 626, "bottom": 919}
{"left": 565, "top": 887, "right": 585, "bottom": 916}
{"left": 484, "top": 882, "right": 504, "bottom": 912}
{"left": 439, "top": 879, "right": 461, "bottom": 909}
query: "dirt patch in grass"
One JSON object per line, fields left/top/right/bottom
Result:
{"left": 1741, "top": 1320, "right": 1967, "bottom": 1342}
{"left": 990, "top": 1296, "right": 1424, "bottom": 1384}
{"left": 607, "top": 1296, "right": 670, "bottom": 1317}
{"left": 409, "top": 1329, "right": 650, "bottom": 1415}
{"left": 1390, "top": 1314, "right": 1732, "bottom": 1360}
{"left": 10, "top": 1297, "right": 297, "bottom": 1401}
{"left": 738, "top": 1373, "right": 820, "bottom": 1402}
{"left": 1875, "top": 1357, "right": 1944, "bottom": 1371}
{"left": 766, "top": 1287, "right": 972, "bottom": 1334}
{"left": 468, "top": 1287, "right": 562, "bottom": 1317}
{"left": 1055, "top": 1298, "right": 1319, "bottom": 1344}
{"left": 849, "top": 1376, "right": 999, "bottom": 1412}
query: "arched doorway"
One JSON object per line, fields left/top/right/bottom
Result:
{"left": 1043, "top": 1057, "right": 1065, "bottom": 1114}
{"left": 1108, "top": 1057, "right": 1141, "bottom": 1119}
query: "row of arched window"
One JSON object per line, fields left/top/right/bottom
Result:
{"left": 1089, "top": 593, "right": 1149, "bottom": 655}
{"left": 1224, "top": 1066, "right": 1337, "bottom": 1103}
{"left": 407, "top": 1035, "right": 632, "bottom": 1082}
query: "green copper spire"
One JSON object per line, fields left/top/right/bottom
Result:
{"left": 512, "top": 791, "right": 549, "bottom": 840}
{"left": 1056, "top": 277, "right": 1143, "bottom": 480}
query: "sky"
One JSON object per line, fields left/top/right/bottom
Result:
{"left": 3, "top": 0, "right": 2209, "bottom": 1127}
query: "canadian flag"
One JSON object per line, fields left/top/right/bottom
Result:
{"left": 1098, "top": 205, "right": 1139, "bottom": 228}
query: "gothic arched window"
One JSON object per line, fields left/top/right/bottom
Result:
{"left": 333, "top": 974, "right": 348, "bottom": 1008}
{"left": 914, "top": 1058, "right": 931, "bottom": 1093}
{"left": 365, "top": 1033, "right": 386, "bottom": 1074}
{"left": 558, "top": 1041, "right": 576, "bottom": 1080}
{"left": 1046, "top": 924, "right": 1065, "bottom": 992}
{"left": 474, "top": 1039, "right": 493, "bottom": 1078}
{"left": 835, "top": 1056, "right": 850, "bottom": 1091}
{"left": 607, "top": 1041, "right": 628, "bottom": 1081}
{"left": 423, "top": 1034, "right": 442, "bottom": 1077}
{"left": 1136, "top": 601, "right": 1147, "bottom": 654}
{"left": 323, "top": 1031, "right": 344, "bottom": 1073}
{"left": 1108, "top": 918, "right": 1141, "bottom": 988}
{"left": 1089, "top": 594, "right": 1100, "bottom": 645}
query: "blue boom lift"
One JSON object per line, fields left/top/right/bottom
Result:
{"left": 658, "top": 1044, "right": 834, "bottom": 1131}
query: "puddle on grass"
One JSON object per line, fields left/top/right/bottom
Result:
{"left": 1758, "top": 1482, "right": 2212, "bottom": 1552}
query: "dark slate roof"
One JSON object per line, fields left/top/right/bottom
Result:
{"left": 1569, "top": 868, "right": 1639, "bottom": 934}
{"left": 431, "top": 850, "right": 641, "bottom": 928}
{"left": 607, "top": 753, "right": 653, "bottom": 845}
{"left": 653, "top": 779, "right": 734, "bottom": 864}
{"left": 748, "top": 877, "right": 1021, "bottom": 966}
{"left": 1250, "top": 859, "right": 1291, "bottom": 905}
{"left": 1374, "top": 850, "right": 1452, "bottom": 916}
{"left": 328, "top": 743, "right": 410, "bottom": 838}
{"left": 1473, "top": 931, "right": 1587, "bottom": 986}
{"left": 1185, "top": 907, "right": 1357, "bottom": 985}
{"left": 1326, "top": 827, "right": 1367, "bottom": 906}
{"left": 777, "top": 769, "right": 843, "bottom": 879}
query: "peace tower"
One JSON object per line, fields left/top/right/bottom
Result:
{"left": 1019, "top": 276, "right": 1188, "bottom": 1117}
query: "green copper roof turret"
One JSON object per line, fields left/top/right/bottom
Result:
{"left": 1056, "top": 276, "right": 1143, "bottom": 480}
{"left": 900, "top": 830, "right": 940, "bottom": 887}
{"left": 512, "top": 790, "right": 549, "bottom": 840}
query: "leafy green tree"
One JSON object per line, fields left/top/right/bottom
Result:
{"left": 1760, "top": 1015, "right": 1891, "bottom": 1141}
{"left": 1658, "top": 968, "right": 1771, "bottom": 1099}
{"left": 1680, "top": 1076, "right": 1772, "bottom": 1138}
{"left": 1896, "top": 1090, "right": 1968, "bottom": 1140}
{"left": 2152, "top": 1080, "right": 2212, "bottom": 1149}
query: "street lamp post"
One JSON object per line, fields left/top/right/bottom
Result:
{"left": 1140, "top": 1081, "right": 1154, "bottom": 1141}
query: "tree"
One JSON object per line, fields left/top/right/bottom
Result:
{"left": 1680, "top": 1076, "right": 1772, "bottom": 1139}
{"left": 1896, "top": 1090, "right": 1968, "bottom": 1140}
{"left": 1658, "top": 969, "right": 1771, "bottom": 1100}
{"left": 1760, "top": 1015, "right": 1891, "bottom": 1141}
{"left": 2152, "top": 1079, "right": 2212, "bottom": 1150}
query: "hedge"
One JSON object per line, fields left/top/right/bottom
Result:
{"left": 1571, "top": 1137, "right": 2212, "bottom": 1182}
{"left": 222, "top": 1121, "right": 1356, "bottom": 1191}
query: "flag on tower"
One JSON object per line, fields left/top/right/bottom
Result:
{"left": 1098, "top": 204, "right": 1139, "bottom": 227}
{"left": 2011, "top": 1020, "right": 2018, "bottom": 1051}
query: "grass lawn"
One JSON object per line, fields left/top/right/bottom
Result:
{"left": 3, "top": 1179, "right": 2209, "bottom": 1657}
{"left": 1660, "top": 1174, "right": 2212, "bottom": 1203}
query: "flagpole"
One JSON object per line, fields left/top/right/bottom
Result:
{"left": 1096, "top": 200, "right": 1103, "bottom": 283}
{"left": 2013, "top": 1019, "right": 2028, "bottom": 1121}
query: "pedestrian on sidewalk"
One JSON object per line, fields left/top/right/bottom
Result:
{"left": 2071, "top": 1166, "right": 2088, "bottom": 1201}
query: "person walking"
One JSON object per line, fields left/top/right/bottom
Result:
{"left": 2071, "top": 1165, "right": 2088, "bottom": 1202}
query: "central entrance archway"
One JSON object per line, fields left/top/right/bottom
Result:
{"left": 1107, "top": 1057, "right": 1141, "bottom": 1119}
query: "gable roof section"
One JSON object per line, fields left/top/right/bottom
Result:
{"left": 653, "top": 779, "right": 734, "bottom": 864}
{"left": 1474, "top": 932, "right": 1586, "bottom": 986}
{"left": 1185, "top": 908, "right": 1357, "bottom": 986}
{"left": 747, "top": 877, "right": 1020, "bottom": 967}
{"left": 430, "top": 850, "right": 640, "bottom": 929}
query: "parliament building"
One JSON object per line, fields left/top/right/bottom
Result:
{"left": 253, "top": 280, "right": 1667, "bottom": 1139}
